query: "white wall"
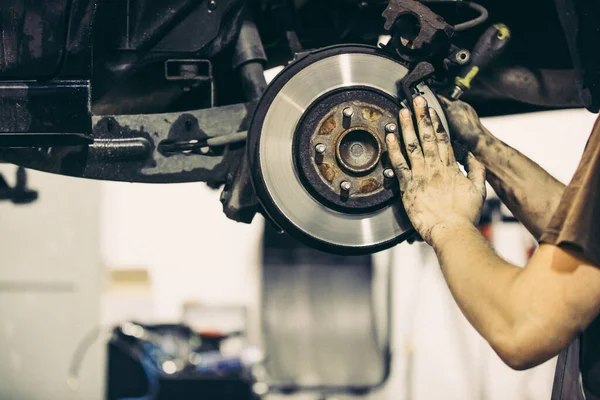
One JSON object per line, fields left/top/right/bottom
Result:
{"left": 482, "top": 109, "right": 594, "bottom": 184}
{"left": 100, "top": 182, "right": 264, "bottom": 340}
{"left": 0, "top": 167, "right": 105, "bottom": 400}
{"left": 385, "top": 241, "right": 554, "bottom": 400}
{"left": 100, "top": 107, "right": 597, "bottom": 400}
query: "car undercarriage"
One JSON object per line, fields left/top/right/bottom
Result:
{"left": 0, "top": 0, "right": 598, "bottom": 254}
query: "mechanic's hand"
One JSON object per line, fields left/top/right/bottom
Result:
{"left": 386, "top": 96, "right": 486, "bottom": 244}
{"left": 438, "top": 95, "right": 489, "bottom": 152}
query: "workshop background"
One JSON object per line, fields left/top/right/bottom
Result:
{"left": 0, "top": 106, "right": 595, "bottom": 400}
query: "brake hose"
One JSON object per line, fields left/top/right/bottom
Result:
{"left": 420, "top": 0, "right": 489, "bottom": 31}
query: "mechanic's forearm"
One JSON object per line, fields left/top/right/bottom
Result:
{"left": 431, "top": 222, "right": 587, "bottom": 369}
{"left": 472, "top": 130, "right": 565, "bottom": 239}
{"left": 431, "top": 222, "right": 523, "bottom": 354}
{"left": 430, "top": 222, "right": 564, "bottom": 369}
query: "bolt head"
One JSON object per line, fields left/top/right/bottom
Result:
{"left": 343, "top": 107, "right": 354, "bottom": 118}
{"left": 340, "top": 181, "right": 352, "bottom": 191}
{"left": 385, "top": 123, "right": 397, "bottom": 133}
{"left": 455, "top": 50, "right": 470, "bottom": 65}
{"left": 315, "top": 143, "right": 326, "bottom": 154}
{"left": 208, "top": 0, "right": 217, "bottom": 10}
{"left": 384, "top": 169, "right": 395, "bottom": 179}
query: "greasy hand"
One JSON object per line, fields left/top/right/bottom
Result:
{"left": 386, "top": 96, "right": 487, "bottom": 244}
{"left": 438, "top": 96, "right": 488, "bottom": 152}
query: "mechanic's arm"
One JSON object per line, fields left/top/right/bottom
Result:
{"left": 439, "top": 97, "right": 565, "bottom": 240}
{"left": 387, "top": 96, "right": 600, "bottom": 370}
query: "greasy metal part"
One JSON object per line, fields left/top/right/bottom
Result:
{"left": 249, "top": 46, "right": 449, "bottom": 253}
{"left": 451, "top": 86, "right": 465, "bottom": 100}
{"left": 410, "top": 0, "right": 489, "bottom": 32}
{"left": 232, "top": 15, "right": 269, "bottom": 71}
{"left": 465, "top": 67, "right": 583, "bottom": 108}
{"left": 157, "top": 131, "right": 248, "bottom": 154}
{"left": 454, "top": 49, "right": 471, "bottom": 65}
{"left": 91, "top": 79, "right": 192, "bottom": 116}
{"left": 134, "top": 0, "right": 243, "bottom": 53}
{"left": 308, "top": 100, "right": 392, "bottom": 201}
{"left": 295, "top": 89, "right": 402, "bottom": 212}
{"left": 342, "top": 107, "right": 354, "bottom": 128}
{"left": 221, "top": 12, "right": 268, "bottom": 223}
{"left": 233, "top": 14, "right": 268, "bottom": 101}
{"left": 0, "top": 133, "right": 92, "bottom": 147}
{"left": 206, "top": 131, "right": 248, "bottom": 147}
{"left": 0, "top": 103, "right": 253, "bottom": 184}
{"left": 90, "top": 138, "right": 152, "bottom": 160}
{"left": 382, "top": 0, "right": 454, "bottom": 62}
{"left": 398, "top": 61, "right": 436, "bottom": 108}
{"left": 452, "top": 1, "right": 489, "bottom": 32}
{"left": 0, "top": 0, "right": 95, "bottom": 79}
{"left": 92, "top": 0, "right": 244, "bottom": 100}
{"left": 164, "top": 60, "right": 212, "bottom": 81}
{"left": 385, "top": 123, "right": 397, "bottom": 133}
{"left": 0, "top": 0, "right": 93, "bottom": 143}
{"left": 554, "top": 0, "right": 600, "bottom": 112}
{"left": 418, "top": 0, "right": 489, "bottom": 31}
{"left": 238, "top": 63, "right": 269, "bottom": 102}
{"left": 336, "top": 128, "right": 382, "bottom": 175}
{"left": 164, "top": 59, "right": 215, "bottom": 105}
{"left": 0, "top": 82, "right": 93, "bottom": 145}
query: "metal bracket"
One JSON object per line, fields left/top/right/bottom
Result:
{"left": 164, "top": 59, "right": 215, "bottom": 106}
{"left": 398, "top": 61, "right": 436, "bottom": 109}
{"left": 0, "top": 103, "right": 255, "bottom": 185}
{"left": 382, "top": 0, "right": 454, "bottom": 63}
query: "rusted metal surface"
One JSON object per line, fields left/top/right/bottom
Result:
{"left": 382, "top": 0, "right": 454, "bottom": 61}
{"left": 309, "top": 100, "right": 396, "bottom": 199}
{"left": 0, "top": 102, "right": 253, "bottom": 184}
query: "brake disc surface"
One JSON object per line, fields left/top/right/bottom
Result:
{"left": 248, "top": 45, "right": 448, "bottom": 254}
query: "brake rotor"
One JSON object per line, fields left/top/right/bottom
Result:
{"left": 248, "top": 45, "right": 449, "bottom": 254}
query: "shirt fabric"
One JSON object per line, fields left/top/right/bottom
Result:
{"left": 540, "top": 116, "right": 600, "bottom": 400}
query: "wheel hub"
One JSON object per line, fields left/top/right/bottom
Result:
{"left": 309, "top": 100, "right": 392, "bottom": 201}
{"left": 294, "top": 89, "right": 401, "bottom": 211}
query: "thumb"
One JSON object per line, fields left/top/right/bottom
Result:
{"left": 465, "top": 152, "right": 486, "bottom": 198}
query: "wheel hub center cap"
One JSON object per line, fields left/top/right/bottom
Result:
{"left": 336, "top": 128, "right": 382, "bottom": 175}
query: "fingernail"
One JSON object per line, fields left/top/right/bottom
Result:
{"left": 386, "top": 134, "right": 397, "bottom": 144}
{"left": 400, "top": 108, "right": 411, "bottom": 119}
{"left": 414, "top": 96, "right": 427, "bottom": 107}
{"left": 428, "top": 107, "right": 437, "bottom": 117}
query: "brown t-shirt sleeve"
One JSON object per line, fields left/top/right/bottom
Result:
{"left": 540, "top": 116, "right": 600, "bottom": 267}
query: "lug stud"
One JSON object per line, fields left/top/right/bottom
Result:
{"left": 342, "top": 107, "right": 354, "bottom": 127}
{"left": 385, "top": 123, "right": 397, "bottom": 133}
